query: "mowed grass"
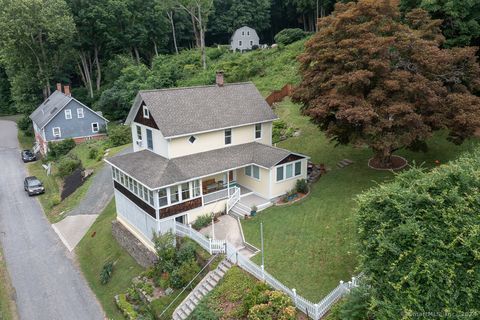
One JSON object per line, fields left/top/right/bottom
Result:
{"left": 242, "top": 99, "right": 479, "bottom": 301}
{"left": 0, "top": 246, "right": 18, "bottom": 320}
{"left": 76, "top": 200, "right": 144, "bottom": 319}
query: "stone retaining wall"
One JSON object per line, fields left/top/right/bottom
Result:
{"left": 112, "top": 220, "right": 157, "bottom": 267}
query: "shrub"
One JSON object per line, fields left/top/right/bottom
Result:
{"left": 272, "top": 120, "right": 294, "bottom": 144}
{"left": 100, "top": 261, "right": 114, "bottom": 285}
{"left": 170, "top": 259, "right": 200, "bottom": 289}
{"left": 337, "top": 285, "right": 371, "bottom": 320}
{"left": 295, "top": 179, "right": 308, "bottom": 194}
{"left": 56, "top": 155, "right": 82, "bottom": 178}
{"left": 188, "top": 302, "right": 219, "bottom": 319}
{"left": 88, "top": 147, "right": 99, "bottom": 159}
{"left": 48, "top": 138, "right": 76, "bottom": 159}
{"left": 356, "top": 149, "right": 480, "bottom": 318}
{"left": 241, "top": 282, "right": 270, "bottom": 315}
{"left": 176, "top": 240, "right": 197, "bottom": 266}
{"left": 115, "top": 294, "right": 138, "bottom": 320}
{"left": 153, "top": 232, "right": 177, "bottom": 275}
{"left": 274, "top": 28, "right": 306, "bottom": 46}
{"left": 108, "top": 124, "right": 131, "bottom": 147}
{"left": 247, "top": 290, "right": 296, "bottom": 320}
{"left": 18, "top": 115, "right": 33, "bottom": 136}
{"left": 192, "top": 213, "right": 212, "bottom": 230}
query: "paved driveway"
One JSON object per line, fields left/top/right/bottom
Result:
{"left": 0, "top": 120, "right": 104, "bottom": 320}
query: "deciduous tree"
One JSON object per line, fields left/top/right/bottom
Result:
{"left": 293, "top": 0, "right": 480, "bottom": 168}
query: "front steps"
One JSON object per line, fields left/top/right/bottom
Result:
{"left": 172, "top": 259, "right": 233, "bottom": 320}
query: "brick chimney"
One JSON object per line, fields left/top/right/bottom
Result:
{"left": 64, "top": 85, "right": 71, "bottom": 96}
{"left": 56, "top": 83, "right": 62, "bottom": 92}
{"left": 216, "top": 71, "right": 224, "bottom": 87}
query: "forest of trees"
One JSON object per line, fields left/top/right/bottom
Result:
{"left": 0, "top": 0, "right": 478, "bottom": 121}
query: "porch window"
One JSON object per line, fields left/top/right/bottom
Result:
{"left": 286, "top": 163, "right": 293, "bottom": 179}
{"left": 159, "top": 188, "right": 168, "bottom": 207}
{"left": 193, "top": 180, "right": 201, "bottom": 197}
{"left": 245, "top": 165, "right": 260, "bottom": 180}
{"left": 148, "top": 190, "right": 154, "bottom": 206}
{"left": 225, "top": 128, "right": 232, "bottom": 145}
{"left": 136, "top": 125, "right": 142, "bottom": 141}
{"left": 133, "top": 180, "right": 138, "bottom": 195}
{"left": 255, "top": 123, "right": 262, "bottom": 139}
{"left": 295, "top": 161, "right": 301, "bottom": 176}
{"left": 181, "top": 183, "right": 190, "bottom": 201}
{"left": 170, "top": 186, "right": 179, "bottom": 204}
{"left": 276, "top": 166, "right": 284, "bottom": 181}
{"left": 146, "top": 129, "right": 153, "bottom": 150}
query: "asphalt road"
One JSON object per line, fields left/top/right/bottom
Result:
{"left": 0, "top": 120, "right": 104, "bottom": 320}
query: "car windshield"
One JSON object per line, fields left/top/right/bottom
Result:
{"left": 28, "top": 180, "right": 42, "bottom": 187}
{"left": 24, "top": 151, "right": 33, "bottom": 156}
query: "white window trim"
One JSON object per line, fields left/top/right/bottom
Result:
{"left": 254, "top": 123, "right": 262, "bottom": 140}
{"left": 275, "top": 160, "right": 303, "bottom": 183}
{"left": 158, "top": 180, "right": 202, "bottom": 209}
{"left": 136, "top": 125, "right": 142, "bottom": 141}
{"left": 245, "top": 165, "right": 261, "bottom": 181}
{"left": 146, "top": 128, "right": 153, "bottom": 150}
{"left": 52, "top": 127, "right": 61, "bottom": 138}
{"left": 91, "top": 122, "right": 99, "bottom": 133}
{"left": 77, "top": 108, "right": 84, "bottom": 118}
{"left": 238, "top": 40, "right": 242, "bottom": 46}
{"left": 143, "top": 105, "right": 150, "bottom": 119}
{"left": 64, "top": 109, "right": 72, "bottom": 120}
{"left": 188, "top": 135, "right": 197, "bottom": 144}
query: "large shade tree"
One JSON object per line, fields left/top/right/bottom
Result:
{"left": 293, "top": 0, "right": 480, "bottom": 168}
{"left": 355, "top": 149, "right": 480, "bottom": 318}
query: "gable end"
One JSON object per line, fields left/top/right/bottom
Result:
{"left": 134, "top": 102, "right": 159, "bottom": 130}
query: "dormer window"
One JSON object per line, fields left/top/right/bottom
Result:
{"left": 143, "top": 105, "right": 150, "bottom": 119}
{"left": 188, "top": 136, "right": 196, "bottom": 144}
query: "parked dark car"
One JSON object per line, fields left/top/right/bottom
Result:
{"left": 21, "top": 149, "right": 36, "bottom": 162}
{"left": 24, "top": 176, "right": 45, "bottom": 196}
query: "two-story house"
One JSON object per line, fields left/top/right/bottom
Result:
{"left": 105, "top": 73, "right": 308, "bottom": 250}
{"left": 230, "top": 26, "right": 260, "bottom": 51}
{"left": 30, "top": 84, "right": 108, "bottom": 154}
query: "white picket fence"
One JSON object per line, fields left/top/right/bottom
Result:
{"left": 174, "top": 222, "right": 361, "bottom": 319}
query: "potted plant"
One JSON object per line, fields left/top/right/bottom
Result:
{"left": 250, "top": 205, "right": 257, "bottom": 216}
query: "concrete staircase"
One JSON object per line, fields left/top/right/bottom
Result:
{"left": 172, "top": 259, "right": 233, "bottom": 320}
{"left": 229, "top": 202, "right": 250, "bottom": 219}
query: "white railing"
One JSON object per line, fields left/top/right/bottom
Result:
{"left": 226, "top": 186, "right": 240, "bottom": 212}
{"left": 174, "top": 221, "right": 362, "bottom": 319}
{"left": 203, "top": 188, "right": 229, "bottom": 205}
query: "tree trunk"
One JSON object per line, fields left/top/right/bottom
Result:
{"left": 133, "top": 47, "right": 141, "bottom": 63}
{"left": 373, "top": 150, "right": 393, "bottom": 169}
{"left": 94, "top": 44, "right": 101, "bottom": 92}
{"left": 37, "top": 33, "right": 51, "bottom": 96}
{"left": 197, "top": 5, "right": 206, "bottom": 69}
{"left": 167, "top": 11, "right": 179, "bottom": 54}
{"left": 303, "top": 13, "right": 307, "bottom": 31}
{"left": 79, "top": 52, "right": 94, "bottom": 99}
{"left": 153, "top": 40, "right": 159, "bottom": 57}
{"left": 191, "top": 12, "right": 200, "bottom": 48}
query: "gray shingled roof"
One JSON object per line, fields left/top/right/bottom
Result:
{"left": 29, "top": 91, "right": 72, "bottom": 128}
{"left": 126, "top": 82, "right": 278, "bottom": 138}
{"left": 106, "top": 142, "right": 302, "bottom": 189}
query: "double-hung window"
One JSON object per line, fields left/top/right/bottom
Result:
{"left": 225, "top": 129, "right": 232, "bottom": 145}
{"left": 285, "top": 163, "right": 293, "bottom": 179}
{"left": 146, "top": 128, "right": 153, "bottom": 150}
{"left": 64, "top": 109, "right": 72, "bottom": 119}
{"left": 77, "top": 108, "right": 84, "bottom": 118}
{"left": 92, "top": 122, "right": 99, "bottom": 133}
{"left": 143, "top": 105, "right": 150, "bottom": 118}
{"left": 52, "top": 127, "right": 61, "bottom": 138}
{"left": 136, "top": 125, "right": 142, "bottom": 141}
{"left": 255, "top": 123, "right": 262, "bottom": 139}
{"left": 239, "top": 40, "right": 242, "bottom": 46}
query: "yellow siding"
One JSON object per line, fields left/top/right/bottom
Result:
{"left": 187, "top": 200, "right": 227, "bottom": 223}
{"left": 236, "top": 166, "right": 270, "bottom": 199}
{"left": 169, "top": 122, "right": 273, "bottom": 158}
{"left": 269, "top": 159, "right": 308, "bottom": 198}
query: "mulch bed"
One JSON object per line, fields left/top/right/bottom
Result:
{"left": 275, "top": 191, "right": 309, "bottom": 206}
{"left": 368, "top": 155, "right": 408, "bottom": 171}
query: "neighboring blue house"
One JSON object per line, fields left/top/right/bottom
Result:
{"left": 230, "top": 26, "right": 260, "bottom": 51}
{"left": 30, "top": 84, "right": 108, "bottom": 154}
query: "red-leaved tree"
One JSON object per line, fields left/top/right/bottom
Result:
{"left": 293, "top": 0, "right": 480, "bottom": 168}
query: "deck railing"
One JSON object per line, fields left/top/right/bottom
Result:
{"left": 226, "top": 186, "right": 240, "bottom": 212}
{"left": 174, "top": 221, "right": 362, "bottom": 319}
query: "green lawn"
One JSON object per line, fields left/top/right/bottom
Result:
{"left": 76, "top": 200, "right": 144, "bottom": 319}
{"left": 0, "top": 245, "right": 18, "bottom": 320}
{"left": 242, "top": 99, "right": 479, "bottom": 301}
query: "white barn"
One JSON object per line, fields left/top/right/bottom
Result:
{"left": 230, "top": 26, "right": 260, "bottom": 51}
